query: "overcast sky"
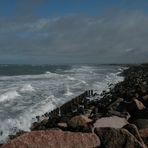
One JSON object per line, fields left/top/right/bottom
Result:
{"left": 0, "top": 0, "right": 148, "bottom": 64}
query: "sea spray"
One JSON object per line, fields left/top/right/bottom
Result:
{"left": 0, "top": 65, "right": 125, "bottom": 143}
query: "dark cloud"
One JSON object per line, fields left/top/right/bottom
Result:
{"left": 0, "top": 9, "right": 148, "bottom": 64}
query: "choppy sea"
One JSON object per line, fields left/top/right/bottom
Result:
{"left": 0, "top": 64, "right": 125, "bottom": 143}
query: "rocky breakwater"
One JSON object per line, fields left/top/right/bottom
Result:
{"left": 2, "top": 64, "right": 148, "bottom": 148}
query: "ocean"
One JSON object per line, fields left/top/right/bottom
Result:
{"left": 0, "top": 64, "right": 125, "bottom": 143}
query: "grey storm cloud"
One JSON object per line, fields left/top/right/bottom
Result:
{"left": 0, "top": 9, "right": 148, "bottom": 64}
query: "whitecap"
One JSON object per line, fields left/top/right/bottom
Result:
{"left": 67, "top": 76, "right": 76, "bottom": 81}
{"left": 19, "top": 84, "right": 35, "bottom": 92}
{"left": 45, "top": 71, "right": 52, "bottom": 74}
{"left": 64, "top": 87, "right": 73, "bottom": 96}
{"left": 0, "top": 95, "right": 58, "bottom": 143}
{"left": 0, "top": 90, "right": 20, "bottom": 102}
{"left": 92, "top": 71, "right": 124, "bottom": 95}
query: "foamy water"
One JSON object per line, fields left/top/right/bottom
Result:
{"left": 0, "top": 65, "right": 125, "bottom": 143}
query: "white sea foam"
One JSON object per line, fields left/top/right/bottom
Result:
{"left": 0, "top": 95, "right": 58, "bottom": 143}
{"left": 64, "top": 86, "right": 73, "bottom": 96}
{"left": 92, "top": 72, "right": 124, "bottom": 94}
{"left": 45, "top": 71, "right": 63, "bottom": 78}
{"left": 19, "top": 84, "right": 35, "bottom": 92}
{"left": 31, "top": 95, "right": 57, "bottom": 116}
{"left": 0, "top": 90, "right": 20, "bottom": 102}
{"left": 45, "top": 71, "right": 51, "bottom": 74}
{"left": 67, "top": 76, "right": 76, "bottom": 81}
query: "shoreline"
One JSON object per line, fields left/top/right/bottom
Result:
{"left": 30, "top": 66, "right": 126, "bottom": 131}
{"left": 1, "top": 64, "right": 148, "bottom": 148}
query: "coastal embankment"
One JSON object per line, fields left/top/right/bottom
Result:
{"left": 1, "top": 64, "right": 148, "bottom": 148}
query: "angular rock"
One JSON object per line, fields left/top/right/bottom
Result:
{"left": 2, "top": 130, "right": 100, "bottom": 148}
{"left": 143, "top": 95, "right": 148, "bottom": 101}
{"left": 57, "top": 123, "right": 68, "bottom": 130}
{"left": 139, "top": 128, "right": 148, "bottom": 147}
{"left": 94, "top": 127, "right": 145, "bottom": 148}
{"left": 123, "top": 124, "right": 146, "bottom": 147}
{"left": 106, "top": 98, "right": 124, "bottom": 110}
{"left": 31, "top": 119, "right": 49, "bottom": 131}
{"left": 84, "top": 109, "right": 92, "bottom": 117}
{"left": 134, "top": 99, "right": 146, "bottom": 110}
{"left": 68, "top": 115, "right": 92, "bottom": 128}
{"left": 143, "top": 95, "right": 148, "bottom": 107}
{"left": 129, "top": 109, "right": 148, "bottom": 122}
{"left": 133, "top": 119, "right": 148, "bottom": 129}
{"left": 93, "top": 116, "right": 128, "bottom": 129}
{"left": 108, "top": 110, "right": 131, "bottom": 120}
{"left": 139, "top": 128, "right": 148, "bottom": 138}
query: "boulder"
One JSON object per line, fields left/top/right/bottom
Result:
{"left": 143, "top": 95, "right": 148, "bottom": 107}
{"left": 84, "top": 109, "right": 92, "bottom": 117}
{"left": 129, "top": 109, "right": 148, "bottom": 122}
{"left": 31, "top": 119, "right": 49, "bottom": 131}
{"left": 143, "top": 95, "right": 148, "bottom": 101}
{"left": 133, "top": 119, "right": 148, "bottom": 129}
{"left": 123, "top": 124, "right": 146, "bottom": 147}
{"left": 2, "top": 130, "right": 100, "bottom": 148}
{"left": 93, "top": 116, "right": 128, "bottom": 129}
{"left": 59, "top": 116, "right": 71, "bottom": 123}
{"left": 119, "top": 100, "right": 136, "bottom": 114}
{"left": 106, "top": 98, "right": 124, "bottom": 110}
{"left": 68, "top": 115, "right": 92, "bottom": 128}
{"left": 134, "top": 99, "right": 146, "bottom": 110}
{"left": 139, "top": 128, "right": 148, "bottom": 147}
{"left": 139, "top": 128, "right": 148, "bottom": 138}
{"left": 57, "top": 123, "right": 68, "bottom": 130}
{"left": 94, "top": 127, "right": 145, "bottom": 148}
{"left": 108, "top": 110, "right": 131, "bottom": 120}
{"left": 122, "top": 99, "right": 146, "bottom": 116}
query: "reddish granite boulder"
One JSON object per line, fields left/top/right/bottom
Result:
{"left": 2, "top": 130, "right": 100, "bottom": 148}
{"left": 93, "top": 116, "right": 128, "bottom": 129}
{"left": 94, "top": 127, "right": 145, "bottom": 148}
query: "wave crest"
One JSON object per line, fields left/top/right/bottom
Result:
{"left": 0, "top": 90, "right": 20, "bottom": 102}
{"left": 19, "top": 84, "right": 35, "bottom": 92}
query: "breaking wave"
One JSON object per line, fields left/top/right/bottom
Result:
{"left": 0, "top": 90, "right": 20, "bottom": 103}
{"left": 19, "top": 84, "right": 35, "bottom": 92}
{"left": 0, "top": 65, "right": 125, "bottom": 143}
